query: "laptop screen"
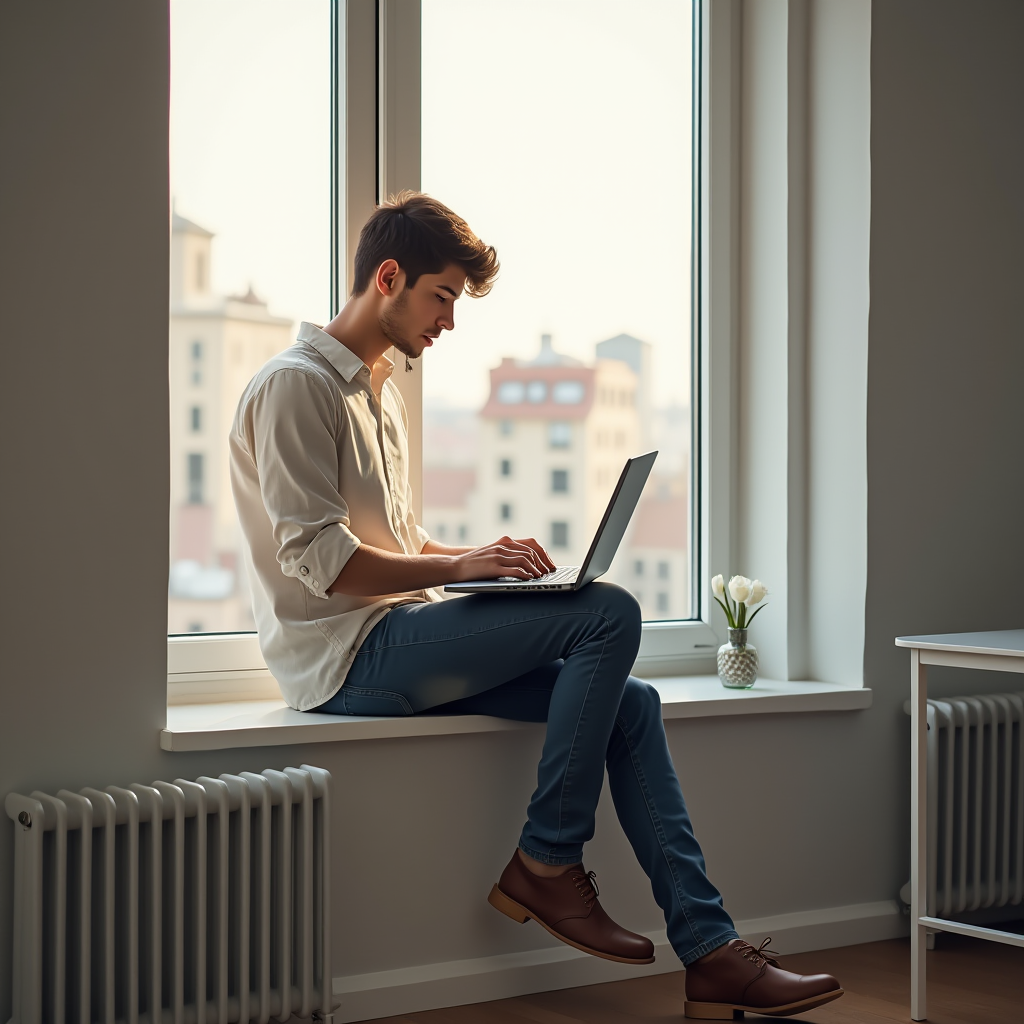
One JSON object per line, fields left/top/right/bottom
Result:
{"left": 578, "top": 451, "right": 658, "bottom": 586}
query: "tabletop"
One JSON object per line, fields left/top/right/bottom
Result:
{"left": 895, "top": 629, "right": 1024, "bottom": 656}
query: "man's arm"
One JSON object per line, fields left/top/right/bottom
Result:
{"left": 420, "top": 539, "right": 474, "bottom": 556}
{"left": 328, "top": 536, "right": 556, "bottom": 597}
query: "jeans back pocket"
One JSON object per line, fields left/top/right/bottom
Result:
{"left": 341, "top": 686, "right": 414, "bottom": 716}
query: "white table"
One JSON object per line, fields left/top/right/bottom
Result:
{"left": 895, "top": 629, "right": 1024, "bottom": 1021}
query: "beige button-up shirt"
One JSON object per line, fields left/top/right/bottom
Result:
{"left": 229, "top": 322, "right": 438, "bottom": 711}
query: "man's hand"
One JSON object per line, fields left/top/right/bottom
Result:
{"left": 452, "top": 536, "right": 556, "bottom": 582}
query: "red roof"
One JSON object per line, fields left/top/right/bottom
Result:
{"left": 480, "top": 362, "right": 595, "bottom": 420}
{"left": 631, "top": 494, "right": 688, "bottom": 550}
{"left": 422, "top": 467, "right": 476, "bottom": 509}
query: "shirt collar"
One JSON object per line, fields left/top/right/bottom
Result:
{"left": 297, "top": 321, "right": 395, "bottom": 386}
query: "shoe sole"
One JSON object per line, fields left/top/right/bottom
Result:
{"left": 488, "top": 884, "right": 656, "bottom": 965}
{"left": 683, "top": 988, "right": 844, "bottom": 1019}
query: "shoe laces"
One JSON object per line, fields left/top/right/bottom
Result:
{"left": 735, "top": 937, "right": 780, "bottom": 969}
{"left": 571, "top": 869, "right": 600, "bottom": 906}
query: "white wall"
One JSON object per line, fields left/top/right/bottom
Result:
{"left": 2, "top": 1, "right": 1023, "bottom": 1019}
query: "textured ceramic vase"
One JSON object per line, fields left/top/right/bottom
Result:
{"left": 717, "top": 627, "right": 758, "bottom": 689}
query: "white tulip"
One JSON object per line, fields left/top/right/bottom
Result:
{"left": 711, "top": 574, "right": 725, "bottom": 599}
{"left": 728, "top": 575, "right": 753, "bottom": 604}
{"left": 746, "top": 580, "right": 767, "bottom": 606}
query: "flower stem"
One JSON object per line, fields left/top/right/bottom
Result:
{"left": 712, "top": 595, "right": 735, "bottom": 628}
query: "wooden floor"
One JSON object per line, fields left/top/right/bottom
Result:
{"left": 372, "top": 934, "right": 1024, "bottom": 1023}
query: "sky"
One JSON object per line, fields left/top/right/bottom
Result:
{"left": 170, "top": 0, "right": 693, "bottom": 408}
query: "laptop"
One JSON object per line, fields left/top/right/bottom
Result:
{"left": 445, "top": 451, "right": 658, "bottom": 594}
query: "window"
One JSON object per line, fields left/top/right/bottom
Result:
{"left": 498, "top": 381, "right": 525, "bottom": 404}
{"left": 187, "top": 453, "right": 204, "bottom": 505}
{"left": 548, "top": 421, "right": 571, "bottom": 449}
{"left": 552, "top": 380, "right": 584, "bottom": 404}
{"left": 634, "top": 559, "right": 644, "bottom": 576}
{"left": 421, "top": 0, "right": 696, "bottom": 622}
{"left": 658, "top": 560, "right": 670, "bottom": 580}
{"left": 171, "top": 0, "right": 723, "bottom": 687}
{"left": 168, "top": 0, "right": 329, "bottom": 635}
{"left": 190, "top": 340, "right": 203, "bottom": 385}
{"left": 657, "top": 592, "right": 670, "bottom": 614}
{"left": 499, "top": 458, "right": 512, "bottom": 478}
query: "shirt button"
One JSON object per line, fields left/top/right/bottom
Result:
{"left": 299, "top": 566, "right": 309, "bottom": 576}
{"left": 312, "top": 580, "right": 319, "bottom": 588}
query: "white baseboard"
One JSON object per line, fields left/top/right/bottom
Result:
{"left": 331, "top": 898, "right": 908, "bottom": 1022}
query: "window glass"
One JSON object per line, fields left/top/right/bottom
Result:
{"left": 526, "top": 381, "right": 547, "bottom": 404}
{"left": 498, "top": 381, "right": 525, "bottom": 404}
{"left": 187, "top": 453, "right": 204, "bottom": 504}
{"left": 552, "top": 380, "right": 585, "bottom": 405}
{"left": 421, "top": 0, "right": 694, "bottom": 621}
{"left": 548, "top": 421, "right": 572, "bottom": 449}
{"left": 168, "top": 0, "right": 329, "bottom": 635}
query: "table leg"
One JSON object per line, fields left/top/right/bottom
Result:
{"left": 911, "top": 648, "right": 928, "bottom": 1020}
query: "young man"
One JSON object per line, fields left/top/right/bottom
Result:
{"left": 229, "top": 192, "right": 844, "bottom": 1019}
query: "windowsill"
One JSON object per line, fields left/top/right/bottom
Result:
{"left": 161, "top": 676, "right": 872, "bottom": 751}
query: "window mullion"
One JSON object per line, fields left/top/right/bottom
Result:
{"left": 376, "top": 0, "right": 423, "bottom": 518}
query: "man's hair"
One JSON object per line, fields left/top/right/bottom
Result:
{"left": 351, "top": 191, "right": 499, "bottom": 299}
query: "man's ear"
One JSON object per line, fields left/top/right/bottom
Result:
{"left": 375, "top": 259, "right": 402, "bottom": 296}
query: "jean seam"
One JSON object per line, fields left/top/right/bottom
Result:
{"left": 343, "top": 686, "right": 414, "bottom": 715}
{"left": 616, "top": 713, "right": 707, "bottom": 949}
{"left": 554, "top": 615, "right": 613, "bottom": 848}
{"left": 517, "top": 839, "right": 581, "bottom": 867}
{"left": 680, "top": 930, "right": 738, "bottom": 967}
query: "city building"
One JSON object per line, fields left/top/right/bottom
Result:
{"left": 421, "top": 466, "right": 476, "bottom": 547}
{"left": 474, "top": 334, "right": 641, "bottom": 567}
{"left": 168, "top": 210, "right": 293, "bottom": 632}
{"left": 595, "top": 333, "right": 654, "bottom": 449}
{"left": 623, "top": 484, "right": 689, "bottom": 620}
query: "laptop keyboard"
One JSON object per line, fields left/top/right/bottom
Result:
{"left": 533, "top": 566, "right": 579, "bottom": 584}
{"left": 496, "top": 566, "right": 579, "bottom": 585}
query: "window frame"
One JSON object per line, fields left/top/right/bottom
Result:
{"left": 168, "top": 0, "right": 733, "bottom": 698}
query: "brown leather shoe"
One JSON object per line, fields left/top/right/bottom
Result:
{"left": 488, "top": 851, "right": 655, "bottom": 964}
{"left": 684, "top": 938, "right": 843, "bottom": 1019}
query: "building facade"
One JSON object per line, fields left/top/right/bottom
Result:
{"left": 474, "top": 335, "right": 641, "bottom": 567}
{"left": 168, "top": 211, "right": 293, "bottom": 632}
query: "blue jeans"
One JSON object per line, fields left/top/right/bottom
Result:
{"left": 313, "top": 582, "right": 738, "bottom": 964}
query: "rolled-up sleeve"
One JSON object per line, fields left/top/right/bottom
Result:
{"left": 249, "top": 369, "right": 360, "bottom": 598}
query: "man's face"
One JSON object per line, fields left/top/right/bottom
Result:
{"left": 378, "top": 264, "right": 466, "bottom": 361}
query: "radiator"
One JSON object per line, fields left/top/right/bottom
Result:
{"left": 902, "top": 693, "right": 1024, "bottom": 920}
{"left": 5, "top": 765, "right": 334, "bottom": 1024}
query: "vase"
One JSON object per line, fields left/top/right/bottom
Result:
{"left": 717, "top": 628, "right": 758, "bottom": 689}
